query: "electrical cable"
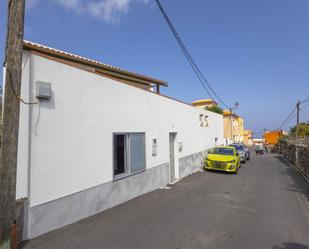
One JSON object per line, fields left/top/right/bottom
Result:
{"left": 256, "top": 97, "right": 309, "bottom": 133}
{"left": 301, "top": 96, "right": 309, "bottom": 104}
{"left": 301, "top": 103, "right": 309, "bottom": 111}
{"left": 154, "top": 0, "right": 213, "bottom": 100}
{"left": 273, "top": 101, "right": 309, "bottom": 131}
{"left": 154, "top": 0, "right": 231, "bottom": 108}
{"left": 4, "top": 67, "right": 39, "bottom": 105}
{"left": 276, "top": 106, "right": 297, "bottom": 130}
{"left": 300, "top": 109, "right": 309, "bottom": 117}
{"left": 2, "top": 0, "right": 39, "bottom": 106}
{"left": 277, "top": 110, "right": 296, "bottom": 130}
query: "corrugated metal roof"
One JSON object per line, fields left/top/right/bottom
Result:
{"left": 23, "top": 40, "right": 167, "bottom": 86}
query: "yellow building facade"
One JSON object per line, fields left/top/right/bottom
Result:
{"left": 223, "top": 110, "right": 244, "bottom": 144}
{"left": 243, "top": 130, "right": 253, "bottom": 146}
{"left": 192, "top": 99, "right": 249, "bottom": 145}
{"left": 192, "top": 99, "right": 218, "bottom": 109}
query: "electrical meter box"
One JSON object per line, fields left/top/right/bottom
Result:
{"left": 36, "top": 81, "right": 51, "bottom": 99}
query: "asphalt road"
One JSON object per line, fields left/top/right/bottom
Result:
{"left": 22, "top": 153, "right": 309, "bottom": 249}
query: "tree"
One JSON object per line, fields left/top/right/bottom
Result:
{"left": 205, "top": 105, "right": 223, "bottom": 114}
{"left": 290, "top": 122, "right": 309, "bottom": 137}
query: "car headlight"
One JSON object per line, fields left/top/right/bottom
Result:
{"left": 229, "top": 164, "right": 236, "bottom": 169}
{"left": 227, "top": 159, "right": 236, "bottom": 163}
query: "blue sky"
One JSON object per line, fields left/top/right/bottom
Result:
{"left": 1, "top": 0, "right": 309, "bottom": 136}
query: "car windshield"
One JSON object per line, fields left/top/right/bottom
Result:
{"left": 230, "top": 144, "right": 244, "bottom": 151}
{"left": 212, "top": 147, "right": 234, "bottom": 155}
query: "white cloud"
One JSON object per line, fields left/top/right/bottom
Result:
{"left": 26, "top": 0, "right": 149, "bottom": 23}
{"left": 54, "top": 0, "right": 149, "bottom": 23}
{"left": 88, "top": 0, "right": 130, "bottom": 22}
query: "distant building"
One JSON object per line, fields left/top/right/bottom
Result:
{"left": 243, "top": 130, "right": 253, "bottom": 146}
{"left": 191, "top": 100, "right": 250, "bottom": 145}
{"left": 253, "top": 138, "right": 264, "bottom": 145}
{"left": 264, "top": 130, "right": 283, "bottom": 145}
{"left": 223, "top": 110, "right": 244, "bottom": 144}
{"left": 192, "top": 99, "right": 218, "bottom": 109}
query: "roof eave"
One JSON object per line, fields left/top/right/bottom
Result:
{"left": 23, "top": 41, "right": 168, "bottom": 87}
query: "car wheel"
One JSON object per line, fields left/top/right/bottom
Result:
{"left": 235, "top": 167, "right": 238, "bottom": 174}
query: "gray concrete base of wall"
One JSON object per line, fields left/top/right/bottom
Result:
{"left": 16, "top": 198, "right": 28, "bottom": 244}
{"left": 26, "top": 150, "right": 207, "bottom": 239}
{"left": 27, "top": 162, "right": 169, "bottom": 239}
{"left": 179, "top": 150, "right": 207, "bottom": 179}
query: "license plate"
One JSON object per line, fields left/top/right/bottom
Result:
{"left": 214, "top": 162, "right": 225, "bottom": 168}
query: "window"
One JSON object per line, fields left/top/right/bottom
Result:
{"left": 211, "top": 147, "right": 235, "bottom": 155}
{"left": 114, "top": 135, "right": 126, "bottom": 176}
{"left": 199, "top": 114, "right": 204, "bottom": 126}
{"left": 199, "top": 114, "right": 210, "bottom": 127}
{"left": 204, "top": 115, "right": 209, "bottom": 127}
{"left": 114, "top": 133, "right": 146, "bottom": 178}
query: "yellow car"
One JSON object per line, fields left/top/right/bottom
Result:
{"left": 204, "top": 146, "right": 241, "bottom": 174}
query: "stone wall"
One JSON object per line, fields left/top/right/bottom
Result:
{"left": 279, "top": 139, "right": 309, "bottom": 180}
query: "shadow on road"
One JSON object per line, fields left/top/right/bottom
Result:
{"left": 273, "top": 242, "right": 309, "bottom": 249}
{"left": 204, "top": 169, "right": 237, "bottom": 175}
{"left": 275, "top": 155, "right": 309, "bottom": 203}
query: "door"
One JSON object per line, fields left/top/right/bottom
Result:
{"left": 169, "top": 132, "right": 177, "bottom": 182}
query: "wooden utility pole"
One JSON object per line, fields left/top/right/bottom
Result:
{"left": 296, "top": 100, "right": 300, "bottom": 125}
{"left": 296, "top": 100, "right": 300, "bottom": 137}
{"left": 0, "top": 0, "right": 25, "bottom": 245}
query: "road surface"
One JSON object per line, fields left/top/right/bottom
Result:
{"left": 21, "top": 153, "right": 309, "bottom": 249}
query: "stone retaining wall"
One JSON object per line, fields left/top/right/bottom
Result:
{"left": 279, "top": 139, "right": 309, "bottom": 180}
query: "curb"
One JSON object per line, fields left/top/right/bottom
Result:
{"left": 280, "top": 155, "right": 309, "bottom": 184}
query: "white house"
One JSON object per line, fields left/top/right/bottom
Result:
{"left": 9, "top": 41, "right": 224, "bottom": 239}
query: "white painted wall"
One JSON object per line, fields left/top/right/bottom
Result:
{"left": 16, "top": 51, "right": 32, "bottom": 199}
{"left": 16, "top": 52, "right": 223, "bottom": 207}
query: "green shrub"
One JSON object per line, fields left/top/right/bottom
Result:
{"left": 205, "top": 105, "right": 223, "bottom": 114}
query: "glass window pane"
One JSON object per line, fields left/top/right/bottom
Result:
{"left": 129, "top": 134, "right": 145, "bottom": 173}
{"left": 114, "top": 135, "right": 126, "bottom": 175}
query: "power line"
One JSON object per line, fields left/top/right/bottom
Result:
{"left": 300, "top": 109, "right": 309, "bottom": 117}
{"left": 154, "top": 0, "right": 231, "bottom": 108}
{"left": 301, "top": 96, "right": 309, "bottom": 104}
{"left": 276, "top": 106, "right": 297, "bottom": 130}
{"left": 257, "top": 97, "right": 308, "bottom": 133}
{"left": 4, "top": 67, "right": 39, "bottom": 105}
{"left": 301, "top": 103, "right": 309, "bottom": 111}
{"left": 154, "top": 0, "right": 213, "bottom": 100}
